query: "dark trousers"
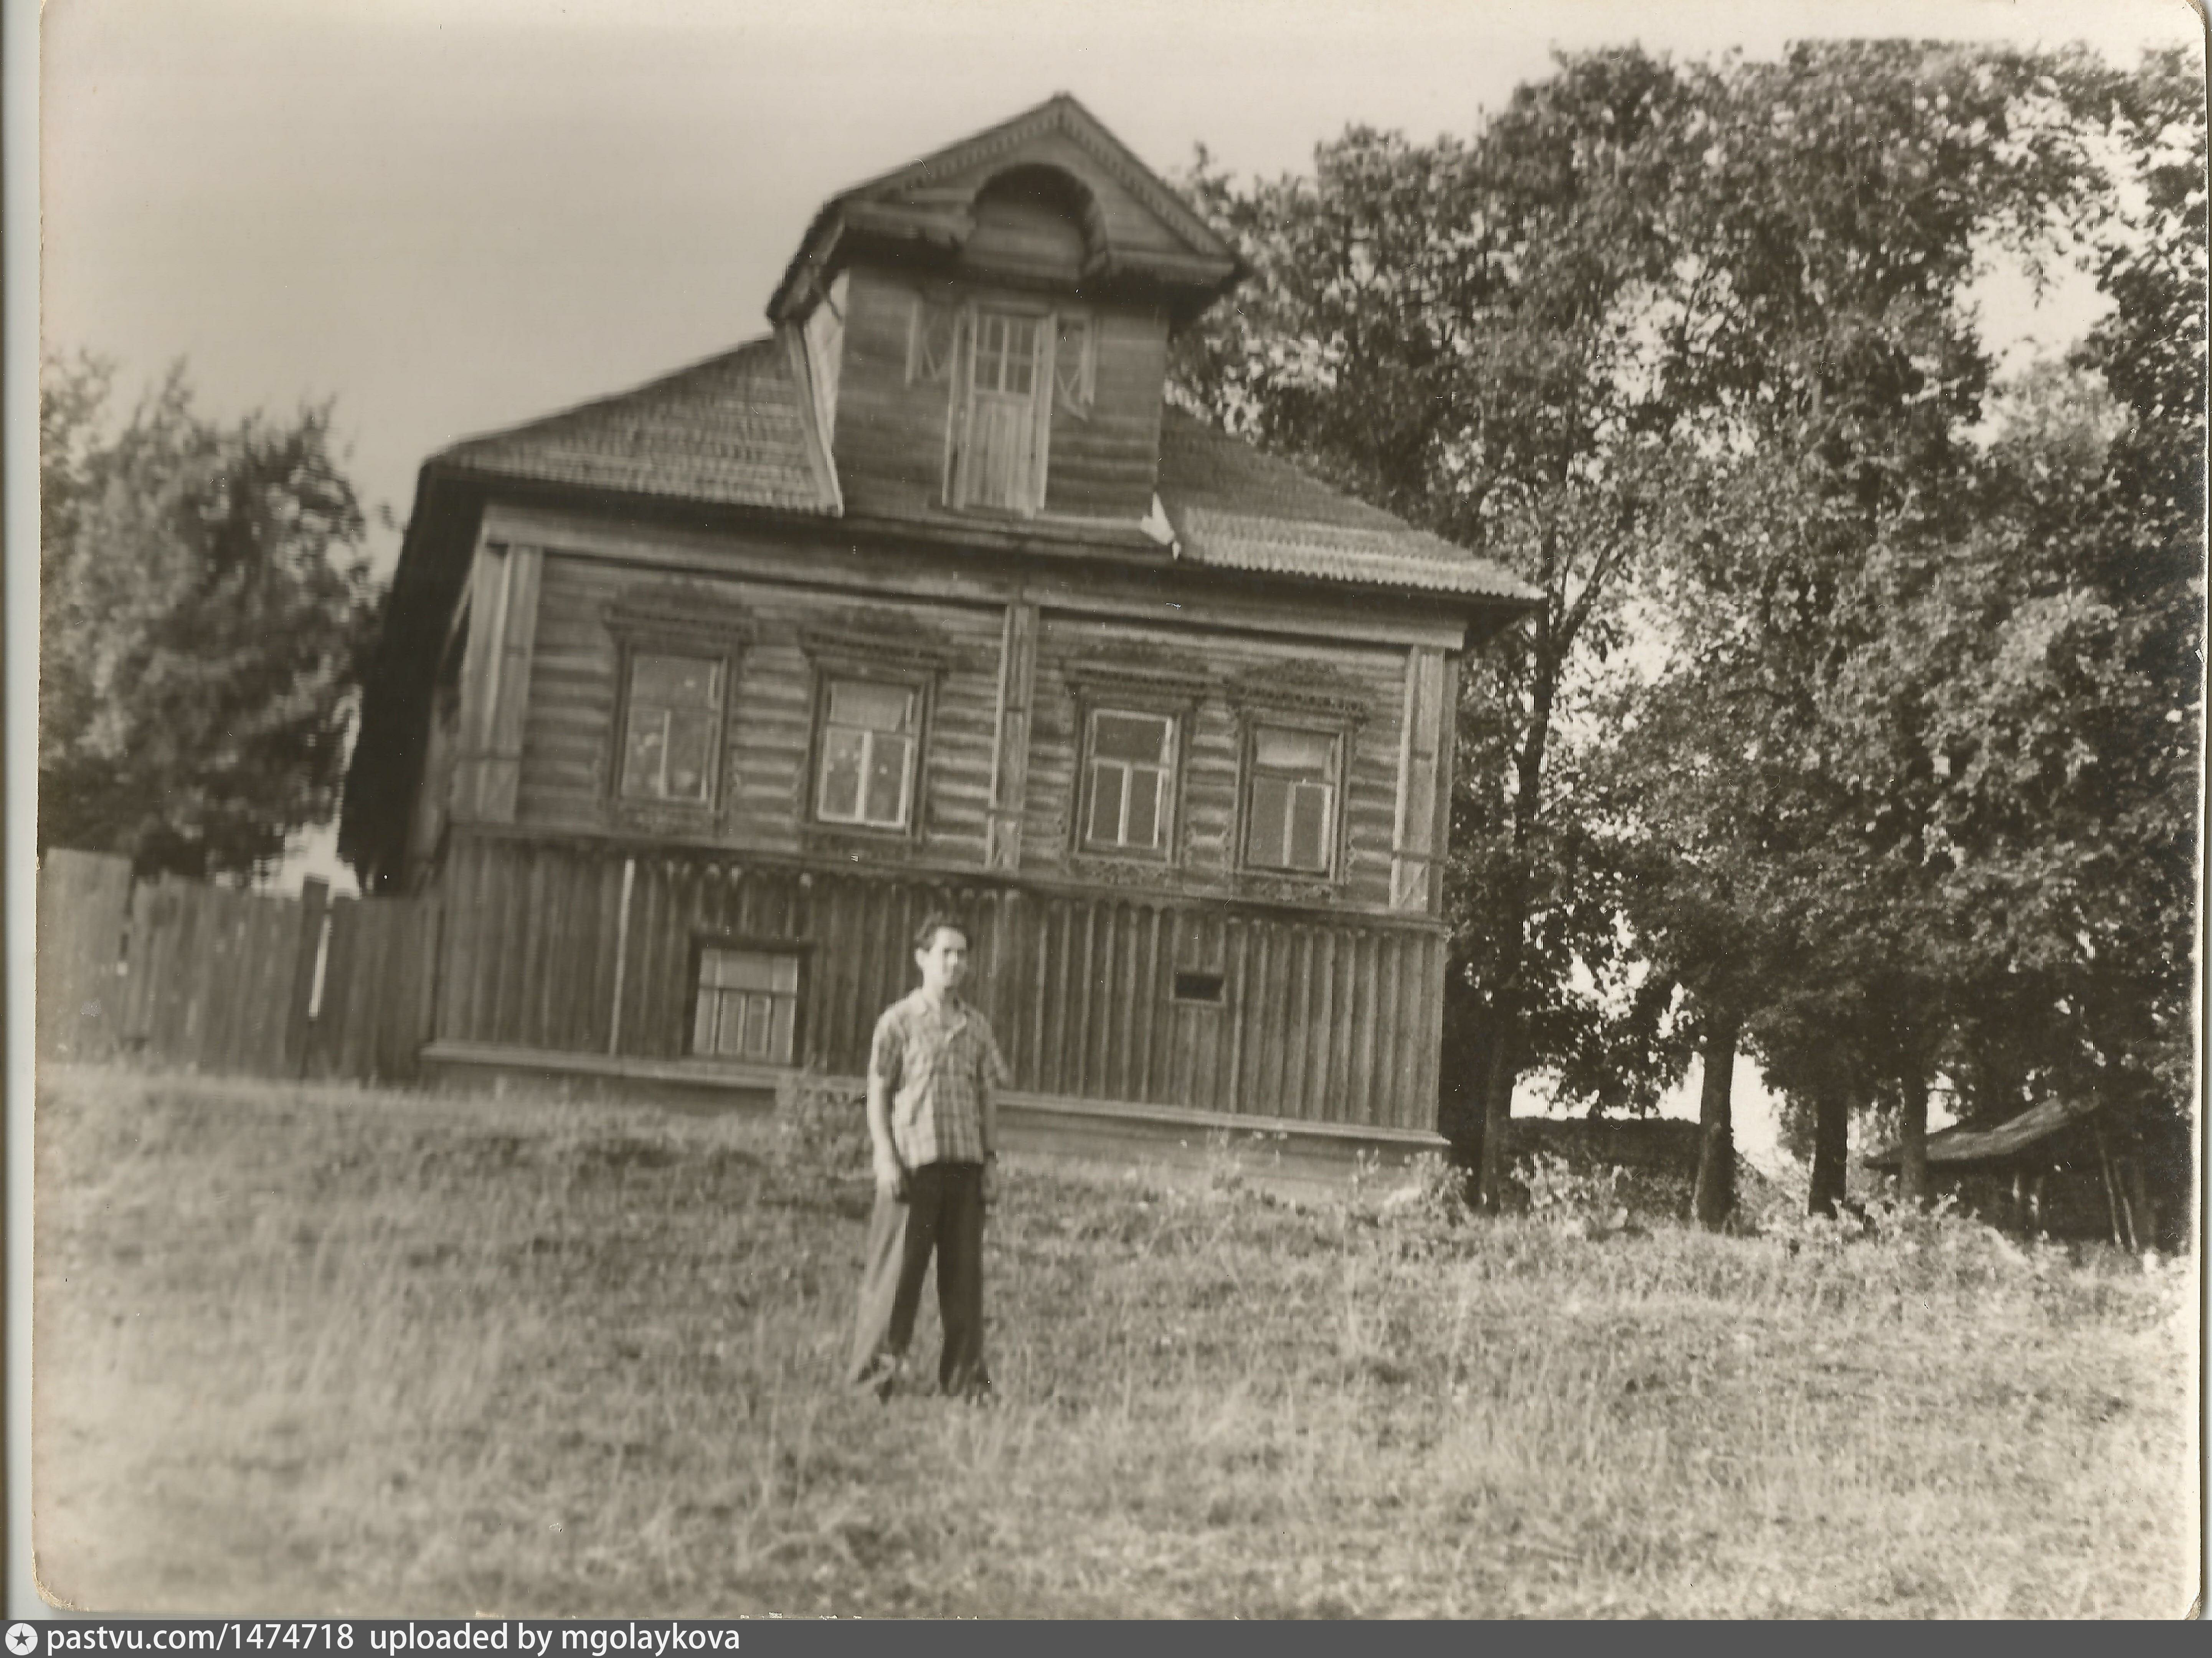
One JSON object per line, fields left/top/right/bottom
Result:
{"left": 846, "top": 1161, "right": 989, "bottom": 1396}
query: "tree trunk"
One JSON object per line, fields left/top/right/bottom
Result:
{"left": 1474, "top": 1023, "right": 1519, "bottom": 1212}
{"left": 1898, "top": 1073, "right": 1931, "bottom": 1208}
{"left": 1692, "top": 1023, "right": 1738, "bottom": 1231}
{"left": 1808, "top": 1084, "right": 1850, "bottom": 1217}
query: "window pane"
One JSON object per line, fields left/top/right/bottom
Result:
{"left": 829, "top": 679, "right": 913, "bottom": 733}
{"left": 1126, "top": 767, "right": 1162, "bottom": 849}
{"left": 864, "top": 732, "right": 912, "bottom": 825}
{"left": 1094, "top": 711, "right": 1170, "bottom": 764}
{"left": 743, "top": 995, "right": 772, "bottom": 1059}
{"left": 1288, "top": 782, "right": 1332, "bottom": 871}
{"left": 713, "top": 990, "right": 747, "bottom": 1058}
{"left": 1002, "top": 317, "right": 1038, "bottom": 394}
{"left": 621, "top": 707, "right": 667, "bottom": 797}
{"left": 663, "top": 709, "right": 716, "bottom": 803}
{"left": 819, "top": 727, "right": 865, "bottom": 820}
{"left": 632, "top": 652, "right": 719, "bottom": 709}
{"left": 974, "top": 314, "right": 1005, "bottom": 389}
{"left": 693, "top": 987, "right": 717, "bottom": 1054}
{"left": 706, "top": 949, "right": 782, "bottom": 992}
{"left": 1255, "top": 726, "right": 1335, "bottom": 776}
{"left": 1248, "top": 775, "right": 1292, "bottom": 868}
{"left": 769, "top": 997, "right": 796, "bottom": 1064}
{"left": 1088, "top": 762, "right": 1126, "bottom": 844}
{"left": 771, "top": 955, "right": 799, "bottom": 994}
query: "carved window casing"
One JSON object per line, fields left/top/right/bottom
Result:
{"left": 603, "top": 586, "right": 755, "bottom": 822}
{"left": 1063, "top": 658, "right": 1207, "bottom": 870}
{"left": 620, "top": 653, "right": 723, "bottom": 805}
{"left": 1245, "top": 725, "right": 1340, "bottom": 874}
{"left": 799, "top": 617, "right": 959, "bottom": 847}
{"left": 816, "top": 678, "right": 921, "bottom": 830}
{"left": 1227, "top": 666, "right": 1368, "bottom": 888}
{"left": 1083, "top": 709, "right": 1175, "bottom": 854}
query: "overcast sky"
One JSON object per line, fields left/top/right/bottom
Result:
{"left": 40, "top": 0, "right": 2202, "bottom": 572}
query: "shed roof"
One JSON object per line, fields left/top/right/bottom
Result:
{"left": 1861, "top": 1097, "right": 2101, "bottom": 1170}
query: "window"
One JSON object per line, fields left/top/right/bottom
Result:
{"left": 1083, "top": 709, "right": 1174, "bottom": 853}
{"left": 815, "top": 678, "right": 919, "bottom": 829}
{"left": 619, "top": 652, "right": 723, "bottom": 805}
{"left": 1172, "top": 971, "right": 1225, "bottom": 1005}
{"left": 954, "top": 307, "right": 1047, "bottom": 512}
{"left": 908, "top": 298, "right": 961, "bottom": 385}
{"left": 1245, "top": 726, "right": 1340, "bottom": 874}
{"left": 692, "top": 948, "right": 799, "bottom": 1063}
{"left": 1054, "top": 315, "right": 1093, "bottom": 416}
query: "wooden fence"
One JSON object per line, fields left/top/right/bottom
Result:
{"left": 35, "top": 848, "right": 438, "bottom": 1083}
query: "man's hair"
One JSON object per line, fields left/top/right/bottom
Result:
{"left": 912, "top": 911, "right": 970, "bottom": 952}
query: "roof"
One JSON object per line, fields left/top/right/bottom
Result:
{"left": 768, "top": 93, "right": 1243, "bottom": 325}
{"left": 1157, "top": 410, "right": 1536, "bottom": 601}
{"left": 426, "top": 356, "right": 1534, "bottom": 605}
{"left": 434, "top": 334, "right": 840, "bottom": 515}
{"left": 1862, "top": 1097, "right": 2101, "bottom": 1170}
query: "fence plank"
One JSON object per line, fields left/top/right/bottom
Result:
{"left": 36, "top": 851, "right": 133, "bottom": 1063}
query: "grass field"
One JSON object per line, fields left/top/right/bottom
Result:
{"left": 34, "top": 1066, "right": 2199, "bottom": 1618}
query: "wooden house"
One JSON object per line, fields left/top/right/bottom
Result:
{"left": 340, "top": 96, "right": 1537, "bottom": 1168}
{"left": 1863, "top": 1097, "right": 2191, "bottom": 1254}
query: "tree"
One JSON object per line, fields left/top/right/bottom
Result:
{"left": 40, "top": 355, "right": 381, "bottom": 879}
{"left": 1177, "top": 50, "right": 1695, "bottom": 1208}
{"left": 1606, "top": 43, "right": 2197, "bottom": 1211}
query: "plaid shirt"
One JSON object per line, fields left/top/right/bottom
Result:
{"left": 870, "top": 990, "right": 1009, "bottom": 1168}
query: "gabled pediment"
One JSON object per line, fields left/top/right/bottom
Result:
{"left": 769, "top": 94, "right": 1244, "bottom": 325}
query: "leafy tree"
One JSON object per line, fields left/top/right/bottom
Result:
{"left": 1606, "top": 43, "right": 2197, "bottom": 1212}
{"left": 1177, "top": 49, "right": 1695, "bottom": 1208}
{"left": 40, "top": 355, "right": 381, "bottom": 879}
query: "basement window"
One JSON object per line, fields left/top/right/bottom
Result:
{"left": 693, "top": 947, "right": 800, "bottom": 1064}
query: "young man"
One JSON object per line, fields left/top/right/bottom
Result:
{"left": 846, "top": 912, "right": 1009, "bottom": 1400}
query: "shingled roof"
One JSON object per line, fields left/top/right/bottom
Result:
{"left": 434, "top": 333, "right": 841, "bottom": 515}
{"left": 1156, "top": 409, "right": 1532, "bottom": 601}
{"left": 428, "top": 336, "right": 1533, "bottom": 604}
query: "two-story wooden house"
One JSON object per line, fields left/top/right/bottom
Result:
{"left": 340, "top": 95, "right": 1536, "bottom": 1166}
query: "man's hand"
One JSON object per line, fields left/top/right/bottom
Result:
{"left": 874, "top": 1149, "right": 908, "bottom": 1202}
{"left": 981, "top": 1158, "right": 995, "bottom": 1213}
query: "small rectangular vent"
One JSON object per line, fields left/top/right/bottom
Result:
{"left": 1172, "top": 971, "right": 1225, "bottom": 1005}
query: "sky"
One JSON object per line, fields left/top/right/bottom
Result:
{"left": 31, "top": 0, "right": 2205, "bottom": 1162}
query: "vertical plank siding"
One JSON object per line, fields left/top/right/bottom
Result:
{"left": 36, "top": 851, "right": 432, "bottom": 1084}
{"left": 437, "top": 831, "right": 1446, "bottom": 1130}
{"left": 35, "top": 850, "right": 135, "bottom": 1062}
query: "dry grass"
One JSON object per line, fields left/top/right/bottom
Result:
{"left": 34, "top": 1066, "right": 2199, "bottom": 1618}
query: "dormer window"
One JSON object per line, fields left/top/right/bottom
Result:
{"left": 912, "top": 294, "right": 1093, "bottom": 517}
{"left": 951, "top": 305, "right": 1049, "bottom": 513}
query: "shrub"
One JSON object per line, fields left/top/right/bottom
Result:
{"left": 1514, "top": 1151, "right": 1631, "bottom": 1236}
{"left": 770, "top": 1067, "right": 870, "bottom": 1188}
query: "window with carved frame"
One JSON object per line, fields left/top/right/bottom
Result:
{"left": 814, "top": 675, "right": 922, "bottom": 830}
{"left": 603, "top": 589, "right": 754, "bottom": 815}
{"left": 1242, "top": 722, "right": 1345, "bottom": 876}
{"left": 1081, "top": 707, "right": 1177, "bottom": 856}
